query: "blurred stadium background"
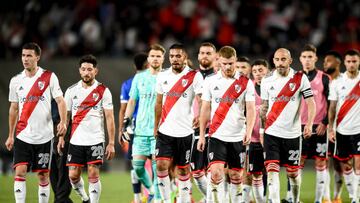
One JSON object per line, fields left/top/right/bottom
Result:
{"left": 0, "top": 0, "right": 358, "bottom": 201}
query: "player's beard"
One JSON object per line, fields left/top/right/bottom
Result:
{"left": 276, "top": 65, "right": 289, "bottom": 76}
{"left": 324, "top": 66, "right": 336, "bottom": 74}
{"left": 199, "top": 59, "right": 212, "bottom": 69}
{"left": 172, "top": 63, "right": 185, "bottom": 73}
{"left": 82, "top": 76, "right": 94, "bottom": 85}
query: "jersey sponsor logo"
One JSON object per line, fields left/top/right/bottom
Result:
{"left": 209, "top": 76, "right": 248, "bottom": 135}
{"left": 336, "top": 79, "right": 360, "bottom": 126}
{"left": 16, "top": 70, "right": 52, "bottom": 136}
{"left": 265, "top": 71, "right": 303, "bottom": 130}
{"left": 214, "top": 86, "right": 219, "bottom": 91}
{"left": 71, "top": 84, "right": 106, "bottom": 137}
{"left": 160, "top": 71, "right": 197, "bottom": 124}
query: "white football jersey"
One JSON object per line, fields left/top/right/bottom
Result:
{"left": 156, "top": 66, "right": 201, "bottom": 137}
{"left": 65, "top": 80, "right": 113, "bottom": 145}
{"left": 329, "top": 72, "right": 360, "bottom": 135}
{"left": 261, "top": 69, "right": 313, "bottom": 139}
{"left": 202, "top": 72, "right": 255, "bottom": 142}
{"left": 9, "top": 67, "right": 63, "bottom": 144}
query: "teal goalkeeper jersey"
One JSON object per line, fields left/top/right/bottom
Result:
{"left": 129, "top": 69, "right": 157, "bottom": 136}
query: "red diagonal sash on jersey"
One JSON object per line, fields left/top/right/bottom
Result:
{"left": 265, "top": 71, "right": 303, "bottom": 130}
{"left": 16, "top": 71, "right": 52, "bottom": 136}
{"left": 336, "top": 79, "right": 360, "bottom": 126}
{"left": 209, "top": 76, "right": 249, "bottom": 135}
{"left": 160, "top": 71, "right": 197, "bottom": 124}
{"left": 71, "top": 84, "right": 106, "bottom": 136}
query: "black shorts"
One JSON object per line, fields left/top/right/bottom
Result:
{"left": 13, "top": 138, "right": 53, "bottom": 172}
{"left": 301, "top": 125, "right": 328, "bottom": 160}
{"left": 248, "top": 142, "right": 265, "bottom": 174}
{"left": 328, "top": 141, "right": 335, "bottom": 157}
{"left": 190, "top": 136, "right": 209, "bottom": 172}
{"left": 66, "top": 142, "right": 104, "bottom": 167}
{"left": 264, "top": 133, "right": 301, "bottom": 168}
{"left": 155, "top": 132, "right": 193, "bottom": 167}
{"left": 208, "top": 137, "right": 246, "bottom": 170}
{"left": 334, "top": 132, "right": 360, "bottom": 161}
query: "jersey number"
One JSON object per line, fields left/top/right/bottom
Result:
{"left": 288, "top": 150, "right": 300, "bottom": 164}
{"left": 91, "top": 145, "right": 104, "bottom": 158}
{"left": 316, "top": 143, "right": 327, "bottom": 156}
{"left": 38, "top": 153, "right": 50, "bottom": 167}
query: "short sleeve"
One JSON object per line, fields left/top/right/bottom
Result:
{"left": 102, "top": 88, "right": 113, "bottom": 110}
{"left": 193, "top": 72, "right": 204, "bottom": 95}
{"left": 201, "top": 78, "right": 211, "bottom": 102}
{"left": 9, "top": 77, "right": 18, "bottom": 102}
{"left": 155, "top": 74, "right": 163, "bottom": 94}
{"left": 120, "top": 80, "right": 130, "bottom": 103}
{"left": 129, "top": 74, "right": 140, "bottom": 100}
{"left": 260, "top": 79, "right": 268, "bottom": 100}
{"left": 64, "top": 88, "right": 72, "bottom": 111}
{"left": 50, "top": 73, "right": 63, "bottom": 99}
{"left": 328, "top": 80, "right": 338, "bottom": 101}
{"left": 300, "top": 74, "right": 313, "bottom": 99}
{"left": 245, "top": 80, "right": 255, "bottom": 102}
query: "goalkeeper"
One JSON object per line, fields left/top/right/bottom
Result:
{"left": 122, "top": 44, "right": 166, "bottom": 203}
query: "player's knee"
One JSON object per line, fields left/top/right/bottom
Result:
{"left": 229, "top": 171, "right": 242, "bottom": 185}
{"left": 37, "top": 171, "right": 49, "bottom": 182}
{"left": 210, "top": 170, "right": 223, "bottom": 184}
{"left": 177, "top": 166, "right": 189, "bottom": 176}
{"left": 192, "top": 170, "right": 205, "bottom": 179}
{"left": 14, "top": 166, "right": 27, "bottom": 178}
{"left": 132, "top": 159, "right": 146, "bottom": 175}
{"left": 156, "top": 160, "right": 169, "bottom": 171}
{"left": 88, "top": 164, "right": 100, "bottom": 178}
{"left": 252, "top": 173, "right": 262, "bottom": 179}
{"left": 68, "top": 168, "right": 81, "bottom": 182}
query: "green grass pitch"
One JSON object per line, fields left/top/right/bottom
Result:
{"left": 0, "top": 169, "right": 350, "bottom": 202}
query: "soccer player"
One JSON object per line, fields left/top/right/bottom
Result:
{"left": 60, "top": 55, "right": 115, "bottom": 203}
{"left": 154, "top": 43, "right": 200, "bottom": 203}
{"left": 118, "top": 52, "right": 148, "bottom": 203}
{"left": 328, "top": 49, "right": 360, "bottom": 203}
{"left": 190, "top": 42, "right": 217, "bottom": 201}
{"left": 243, "top": 59, "right": 269, "bottom": 203}
{"left": 235, "top": 56, "right": 252, "bottom": 77}
{"left": 197, "top": 46, "right": 256, "bottom": 203}
{"left": 297, "top": 44, "right": 331, "bottom": 203}
{"left": 323, "top": 50, "right": 344, "bottom": 203}
{"left": 6, "top": 42, "right": 67, "bottom": 203}
{"left": 260, "top": 48, "right": 316, "bottom": 203}
{"left": 122, "top": 44, "right": 166, "bottom": 203}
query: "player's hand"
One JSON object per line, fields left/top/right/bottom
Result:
{"left": 154, "top": 128, "right": 159, "bottom": 139}
{"left": 328, "top": 128, "right": 336, "bottom": 143}
{"left": 121, "top": 117, "right": 132, "bottom": 142}
{"left": 243, "top": 132, "right": 251, "bottom": 145}
{"left": 197, "top": 137, "right": 205, "bottom": 152}
{"left": 105, "top": 143, "right": 115, "bottom": 160}
{"left": 303, "top": 124, "right": 313, "bottom": 139}
{"left": 192, "top": 116, "right": 199, "bottom": 129}
{"left": 56, "top": 122, "right": 67, "bottom": 137}
{"left": 5, "top": 136, "right": 14, "bottom": 151}
{"left": 57, "top": 137, "right": 65, "bottom": 156}
{"left": 316, "top": 123, "right": 327, "bottom": 136}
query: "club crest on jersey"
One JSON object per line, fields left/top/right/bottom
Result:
{"left": 38, "top": 81, "right": 45, "bottom": 90}
{"left": 289, "top": 83, "right": 296, "bottom": 91}
{"left": 235, "top": 84, "right": 241, "bottom": 93}
{"left": 182, "top": 79, "right": 188, "bottom": 87}
{"left": 92, "top": 93, "right": 99, "bottom": 101}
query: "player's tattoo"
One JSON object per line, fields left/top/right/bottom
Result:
{"left": 260, "top": 100, "right": 269, "bottom": 129}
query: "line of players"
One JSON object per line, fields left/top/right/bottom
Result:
{"left": 5, "top": 41, "right": 360, "bottom": 203}
{"left": 121, "top": 43, "right": 360, "bottom": 203}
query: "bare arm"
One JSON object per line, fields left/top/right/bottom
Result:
{"left": 55, "top": 96, "right": 67, "bottom": 136}
{"left": 328, "top": 100, "right": 337, "bottom": 142}
{"left": 244, "top": 101, "right": 256, "bottom": 144}
{"left": 197, "top": 100, "right": 211, "bottom": 152}
{"left": 104, "top": 108, "right": 115, "bottom": 160}
{"left": 124, "top": 99, "right": 137, "bottom": 118}
{"left": 303, "top": 97, "right": 316, "bottom": 138}
{"left": 154, "top": 93, "right": 163, "bottom": 137}
{"left": 5, "top": 102, "right": 18, "bottom": 151}
{"left": 259, "top": 100, "right": 269, "bottom": 129}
